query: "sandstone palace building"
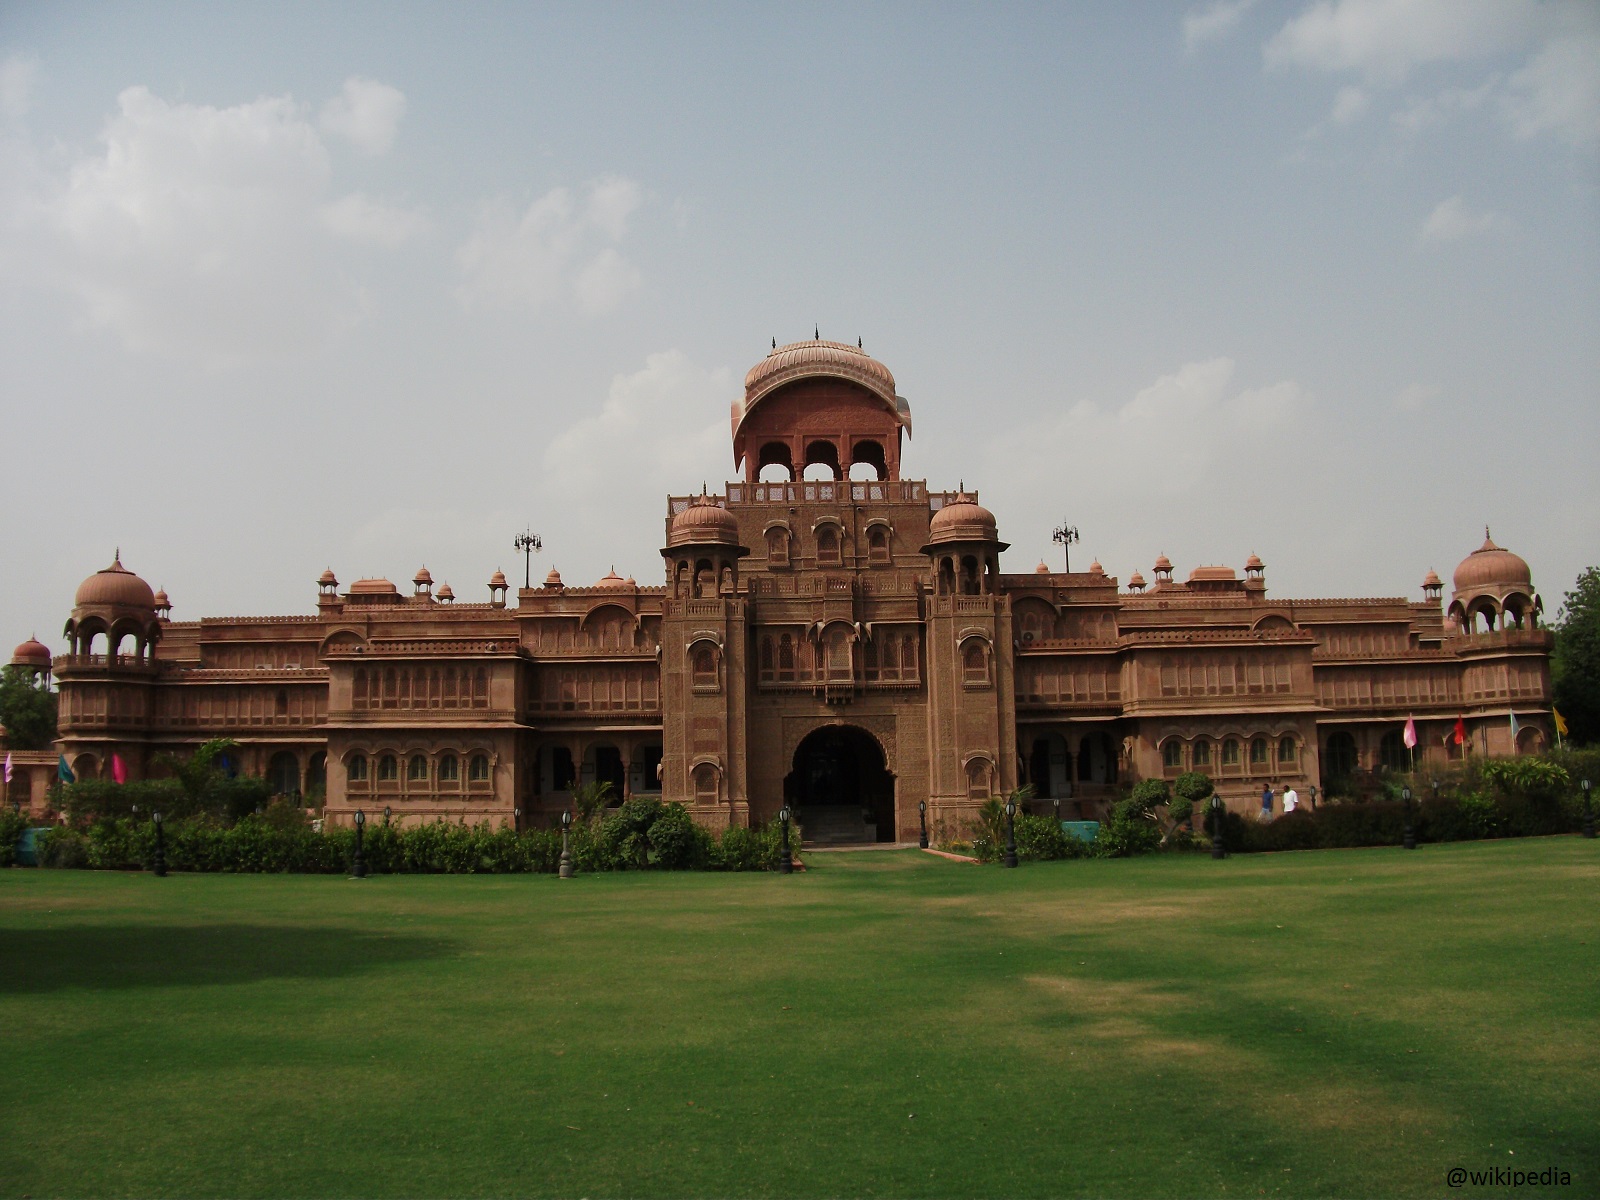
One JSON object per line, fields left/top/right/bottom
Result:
{"left": 20, "top": 339, "right": 1554, "bottom": 840}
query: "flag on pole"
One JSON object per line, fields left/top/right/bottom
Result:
{"left": 1553, "top": 707, "right": 1568, "bottom": 747}
{"left": 1453, "top": 717, "right": 1466, "bottom": 745}
{"left": 112, "top": 753, "right": 127, "bottom": 784}
{"left": 1509, "top": 710, "right": 1521, "bottom": 748}
{"left": 57, "top": 754, "right": 75, "bottom": 783}
{"left": 3, "top": 752, "right": 11, "bottom": 784}
{"left": 1403, "top": 718, "right": 1418, "bottom": 749}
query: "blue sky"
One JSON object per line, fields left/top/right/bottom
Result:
{"left": 1, "top": 0, "right": 1596, "bottom": 647}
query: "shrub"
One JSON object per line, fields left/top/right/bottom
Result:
{"left": 37, "top": 828, "right": 89, "bottom": 869}
{"left": 650, "top": 803, "right": 710, "bottom": 869}
{"left": 0, "top": 808, "right": 32, "bottom": 867}
{"left": 1095, "top": 798, "right": 1161, "bottom": 857}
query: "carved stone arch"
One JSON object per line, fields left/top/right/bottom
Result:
{"left": 1252, "top": 613, "right": 1295, "bottom": 632}
{"left": 685, "top": 630, "right": 724, "bottom": 651}
{"left": 956, "top": 627, "right": 994, "bottom": 648}
{"left": 319, "top": 628, "right": 368, "bottom": 656}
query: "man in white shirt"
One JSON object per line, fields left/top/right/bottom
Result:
{"left": 1283, "top": 786, "right": 1299, "bottom": 813}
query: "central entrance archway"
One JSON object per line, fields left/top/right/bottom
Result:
{"left": 785, "top": 725, "right": 895, "bottom": 844}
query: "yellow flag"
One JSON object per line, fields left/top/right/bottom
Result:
{"left": 1553, "top": 707, "right": 1568, "bottom": 737}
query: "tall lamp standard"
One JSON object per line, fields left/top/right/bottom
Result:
{"left": 1052, "top": 522, "right": 1080, "bottom": 573}
{"left": 514, "top": 529, "right": 543, "bottom": 590}
{"left": 559, "top": 809, "right": 574, "bottom": 879}
{"left": 1582, "top": 779, "right": 1594, "bottom": 839}
{"left": 917, "top": 800, "right": 928, "bottom": 849}
{"left": 353, "top": 809, "right": 367, "bottom": 878}
{"left": 777, "top": 805, "right": 793, "bottom": 874}
{"left": 1002, "top": 798, "right": 1019, "bottom": 869}
{"left": 152, "top": 810, "right": 167, "bottom": 877}
{"left": 1308, "top": 785, "right": 1319, "bottom": 812}
{"left": 383, "top": 805, "right": 392, "bottom": 828}
{"left": 1401, "top": 786, "right": 1416, "bottom": 851}
{"left": 1210, "top": 795, "right": 1225, "bottom": 860}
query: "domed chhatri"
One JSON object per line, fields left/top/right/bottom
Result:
{"left": 74, "top": 554, "right": 157, "bottom": 610}
{"left": 11, "top": 637, "right": 51, "bottom": 669}
{"left": 668, "top": 493, "right": 741, "bottom": 548}
{"left": 594, "top": 568, "right": 630, "bottom": 589}
{"left": 1035, "top": 560, "right": 1051, "bottom": 574}
{"left": 1452, "top": 529, "right": 1532, "bottom": 593}
{"left": 488, "top": 569, "right": 508, "bottom": 588}
{"left": 926, "top": 493, "right": 1001, "bottom": 545}
{"left": 742, "top": 339, "right": 899, "bottom": 416}
{"left": 1447, "top": 528, "right": 1540, "bottom": 635}
{"left": 544, "top": 567, "right": 564, "bottom": 589}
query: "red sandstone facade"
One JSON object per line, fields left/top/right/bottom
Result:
{"left": 14, "top": 340, "right": 1554, "bottom": 838}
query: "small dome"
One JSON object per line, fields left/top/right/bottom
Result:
{"left": 1153, "top": 554, "right": 1172, "bottom": 574}
{"left": 349, "top": 578, "right": 399, "bottom": 596}
{"left": 1245, "top": 553, "right": 1264, "bottom": 571}
{"left": 624, "top": 576, "right": 637, "bottom": 587}
{"left": 318, "top": 568, "right": 338, "bottom": 585}
{"left": 668, "top": 494, "right": 741, "bottom": 548}
{"left": 1089, "top": 560, "right": 1104, "bottom": 575}
{"left": 1453, "top": 530, "right": 1532, "bottom": 593}
{"left": 1128, "top": 570, "right": 1146, "bottom": 590}
{"left": 1423, "top": 568, "right": 1442, "bottom": 589}
{"left": 544, "top": 567, "right": 563, "bottom": 588}
{"left": 1035, "top": 561, "right": 1051, "bottom": 574}
{"left": 436, "top": 583, "right": 454, "bottom": 601}
{"left": 74, "top": 554, "right": 157, "bottom": 610}
{"left": 595, "top": 567, "right": 629, "bottom": 589}
{"left": 927, "top": 493, "right": 999, "bottom": 544}
{"left": 152, "top": 588, "right": 170, "bottom": 612}
{"left": 11, "top": 637, "right": 51, "bottom": 669}
{"left": 414, "top": 566, "right": 433, "bottom": 586}
{"left": 489, "top": 569, "right": 508, "bottom": 588}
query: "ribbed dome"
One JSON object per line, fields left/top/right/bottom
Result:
{"left": 668, "top": 494, "right": 741, "bottom": 548}
{"left": 489, "top": 569, "right": 508, "bottom": 588}
{"left": 413, "top": 566, "right": 433, "bottom": 586}
{"left": 1245, "top": 553, "right": 1264, "bottom": 571}
{"left": 544, "top": 567, "right": 563, "bottom": 588}
{"left": 436, "top": 583, "right": 454, "bottom": 601}
{"left": 11, "top": 637, "right": 51, "bottom": 668}
{"left": 74, "top": 555, "right": 156, "bottom": 609}
{"left": 1453, "top": 531, "right": 1531, "bottom": 593}
{"left": 1128, "top": 570, "right": 1146, "bottom": 590}
{"left": 1153, "top": 554, "right": 1173, "bottom": 574}
{"left": 927, "top": 493, "right": 999, "bottom": 544}
{"left": 743, "top": 339, "right": 897, "bottom": 409}
{"left": 1423, "top": 568, "right": 1442, "bottom": 589}
{"left": 318, "top": 568, "right": 338, "bottom": 586}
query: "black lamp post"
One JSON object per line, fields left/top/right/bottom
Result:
{"left": 1052, "top": 522, "right": 1079, "bottom": 572}
{"left": 383, "top": 805, "right": 391, "bottom": 827}
{"left": 514, "top": 806, "right": 521, "bottom": 833}
{"left": 1002, "top": 798, "right": 1018, "bottom": 869}
{"left": 1052, "top": 796, "right": 1060, "bottom": 828}
{"left": 353, "top": 808, "right": 367, "bottom": 877}
{"left": 1430, "top": 778, "right": 1440, "bottom": 808}
{"left": 1308, "top": 784, "right": 1318, "bottom": 811}
{"left": 1210, "top": 795, "right": 1225, "bottom": 859}
{"left": 559, "top": 809, "right": 574, "bottom": 879}
{"left": 1581, "top": 779, "right": 1594, "bottom": 839}
{"left": 1401, "top": 787, "right": 1415, "bottom": 851}
{"left": 514, "top": 529, "right": 543, "bottom": 589}
{"left": 152, "top": 810, "right": 167, "bottom": 877}
{"left": 778, "top": 805, "right": 793, "bottom": 874}
{"left": 917, "top": 800, "right": 928, "bottom": 849}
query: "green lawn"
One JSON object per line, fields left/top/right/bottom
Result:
{"left": 2, "top": 839, "right": 1596, "bottom": 1199}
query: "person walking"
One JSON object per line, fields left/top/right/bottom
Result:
{"left": 1260, "top": 782, "right": 1275, "bottom": 820}
{"left": 1283, "top": 785, "right": 1299, "bottom": 814}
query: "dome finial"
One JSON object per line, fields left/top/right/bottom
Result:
{"left": 858, "top": 336, "right": 862, "bottom": 349}
{"left": 1485, "top": 524, "right": 1491, "bottom": 541}
{"left": 772, "top": 336, "right": 776, "bottom": 350}
{"left": 814, "top": 325, "right": 819, "bottom": 340}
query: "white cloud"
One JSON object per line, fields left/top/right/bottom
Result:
{"left": 0, "top": 54, "right": 39, "bottom": 122}
{"left": 318, "top": 77, "right": 406, "bottom": 155}
{"left": 1391, "top": 76, "right": 1497, "bottom": 135}
{"left": 1265, "top": 0, "right": 1543, "bottom": 84}
{"left": 1395, "top": 382, "right": 1440, "bottom": 409}
{"left": 320, "top": 192, "right": 429, "bottom": 246}
{"left": 1419, "top": 195, "right": 1497, "bottom": 245}
{"left": 1183, "top": 0, "right": 1260, "bottom": 54}
{"left": 0, "top": 81, "right": 423, "bottom": 366}
{"left": 1502, "top": 29, "right": 1600, "bottom": 147}
{"left": 1330, "top": 84, "right": 1371, "bottom": 124}
{"left": 455, "top": 176, "right": 645, "bottom": 313}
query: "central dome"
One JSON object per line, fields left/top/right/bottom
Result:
{"left": 668, "top": 494, "right": 741, "bottom": 548}
{"left": 927, "top": 493, "right": 1000, "bottom": 544}
{"left": 74, "top": 555, "right": 157, "bottom": 610}
{"left": 743, "top": 339, "right": 898, "bottom": 407}
{"left": 1453, "top": 532, "right": 1531, "bottom": 593}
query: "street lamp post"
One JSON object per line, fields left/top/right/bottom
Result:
{"left": 1308, "top": 784, "right": 1318, "bottom": 811}
{"left": 1052, "top": 523, "right": 1080, "bottom": 573}
{"left": 559, "top": 809, "right": 574, "bottom": 879}
{"left": 778, "top": 805, "right": 793, "bottom": 874}
{"left": 383, "top": 805, "right": 391, "bottom": 827}
{"left": 152, "top": 810, "right": 167, "bottom": 877}
{"left": 917, "top": 800, "right": 928, "bottom": 849}
{"left": 514, "top": 529, "right": 543, "bottom": 590}
{"left": 353, "top": 809, "right": 367, "bottom": 877}
{"left": 1582, "top": 779, "right": 1594, "bottom": 839}
{"left": 1003, "top": 798, "right": 1019, "bottom": 868}
{"left": 1401, "top": 786, "right": 1416, "bottom": 851}
{"left": 1430, "top": 778, "right": 1441, "bottom": 809}
{"left": 1210, "top": 795, "right": 1225, "bottom": 860}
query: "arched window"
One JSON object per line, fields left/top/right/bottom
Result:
{"left": 1161, "top": 739, "right": 1183, "bottom": 770}
{"left": 960, "top": 556, "right": 980, "bottom": 595}
{"left": 1324, "top": 732, "right": 1357, "bottom": 780}
{"left": 868, "top": 527, "right": 889, "bottom": 565}
{"left": 962, "top": 641, "right": 988, "bottom": 686}
{"left": 778, "top": 635, "right": 795, "bottom": 681}
{"left": 767, "top": 528, "right": 790, "bottom": 567}
{"left": 382, "top": 668, "right": 398, "bottom": 708}
{"left": 1378, "top": 730, "right": 1408, "bottom": 773}
{"left": 1221, "top": 739, "right": 1241, "bottom": 767}
{"left": 377, "top": 754, "right": 398, "bottom": 781}
{"left": 551, "top": 747, "right": 575, "bottom": 790}
{"left": 1193, "top": 739, "right": 1212, "bottom": 767}
{"left": 1278, "top": 736, "right": 1296, "bottom": 763}
{"left": 759, "top": 636, "right": 775, "bottom": 680}
{"left": 408, "top": 754, "right": 428, "bottom": 781}
{"left": 353, "top": 669, "right": 368, "bottom": 709}
{"left": 474, "top": 668, "right": 489, "bottom": 707}
{"left": 693, "top": 763, "right": 718, "bottom": 802}
{"left": 276, "top": 689, "right": 289, "bottom": 716}
{"left": 468, "top": 753, "right": 490, "bottom": 783}
{"left": 966, "top": 758, "right": 991, "bottom": 800}
{"left": 1249, "top": 737, "right": 1269, "bottom": 766}
{"left": 938, "top": 557, "right": 956, "bottom": 595}
{"left": 816, "top": 527, "right": 840, "bottom": 566}
{"left": 692, "top": 645, "right": 718, "bottom": 688}
{"left": 348, "top": 754, "right": 368, "bottom": 782}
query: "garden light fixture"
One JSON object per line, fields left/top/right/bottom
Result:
{"left": 1582, "top": 779, "right": 1593, "bottom": 840}
{"left": 778, "top": 805, "right": 793, "bottom": 874}
{"left": 1003, "top": 798, "right": 1018, "bottom": 869}
{"left": 1401, "top": 787, "right": 1415, "bottom": 851}
{"left": 1210, "top": 795, "right": 1225, "bottom": 860}
{"left": 1308, "top": 785, "right": 1318, "bottom": 810}
{"left": 353, "top": 808, "right": 367, "bottom": 878}
{"left": 152, "top": 810, "right": 166, "bottom": 877}
{"left": 917, "top": 799, "right": 928, "bottom": 849}
{"left": 559, "top": 809, "right": 574, "bottom": 879}
{"left": 383, "top": 805, "right": 391, "bottom": 827}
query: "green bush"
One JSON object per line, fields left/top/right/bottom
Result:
{"left": 37, "top": 828, "right": 89, "bottom": 869}
{"left": 1095, "top": 798, "right": 1162, "bottom": 858}
{"left": 0, "top": 808, "right": 32, "bottom": 866}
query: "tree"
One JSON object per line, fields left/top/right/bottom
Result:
{"left": 1553, "top": 567, "right": 1600, "bottom": 745}
{"left": 1171, "top": 771, "right": 1215, "bottom": 833}
{"left": 0, "top": 665, "right": 57, "bottom": 750}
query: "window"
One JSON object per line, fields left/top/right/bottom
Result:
{"left": 693, "top": 763, "right": 718, "bottom": 802}
{"left": 1193, "top": 739, "right": 1211, "bottom": 766}
{"left": 778, "top": 635, "right": 796, "bottom": 681}
{"left": 868, "top": 527, "right": 889, "bottom": 565}
{"left": 551, "top": 747, "right": 576, "bottom": 790}
{"left": 468, "top": 753, "right": 490, "bottom": 782}
{"left": 692, "top": 645, "right": 717, "bottom": 688}
{"left": 1278, "top": 737, "right": 1296, "bottom": 763}
{"left": 766, "top": 528, "right": 789, "bottom": 567}
{"left": 377, "top": 754, "right": 398, "bottom": 781}
{"left": 1162, "top": 739, "right": 1183, "bottom": 769}
{"left": 438, "top": 754, "right": 459, "bottom": 782}
{"left": 966, "top": 758, "right": 991, "bottom": 800}
{"left": 962, "top": 641, "right": 988, "bottom": 686}
{"left": 816, "top": 526, "right": 840, "bottom": 566}
{"left": 1250, "top": 737, "right": 1269, "bottom": 765}
{"left": 408, "top": 754, "right": 428, "bottom": 781}
{"left": 1222, "top": 739, "right": 1241, "bottom": 766}
{"left": 276, "top": 689, "right": 289, "bottom": 716}
{"left": 348, "top": 754, "right": 368, "bottom": 782}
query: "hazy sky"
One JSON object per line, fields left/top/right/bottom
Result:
{"left": 2, "top": 1, "right": 1596, "bottom": 652}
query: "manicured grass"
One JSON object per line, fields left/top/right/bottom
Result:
{"left": 2, "top": 840, "right": 1596, "bottom": 1198}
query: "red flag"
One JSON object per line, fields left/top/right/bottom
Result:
{"left": 1403, "top": 717, "right": 1417, "bottom": 749}
{"left": 112, "top": 753, "right": 127, "bottom": 784}
{"left": 1453, "top": 717, "right": 1466, "bottom": 745}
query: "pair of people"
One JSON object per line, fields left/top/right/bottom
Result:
{"left": 1260, "top": 783, "right": 1299, "bottom": 819}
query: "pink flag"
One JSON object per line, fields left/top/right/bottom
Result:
{"left": 3, "top": 752, "right": 11, "bottom": 783}
{"left": 1402, "top": 718, "right": 1417, "bottom": 749}
{"left": 112, "top": 753, "right": 127, "bottom": 784}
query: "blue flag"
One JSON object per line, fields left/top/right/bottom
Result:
{"left": 57, "top": 754, "right": 76, "bottom": 783}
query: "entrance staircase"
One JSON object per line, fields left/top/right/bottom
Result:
{"left": 799, "top": 805, "right": 878, "bottom": 846}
